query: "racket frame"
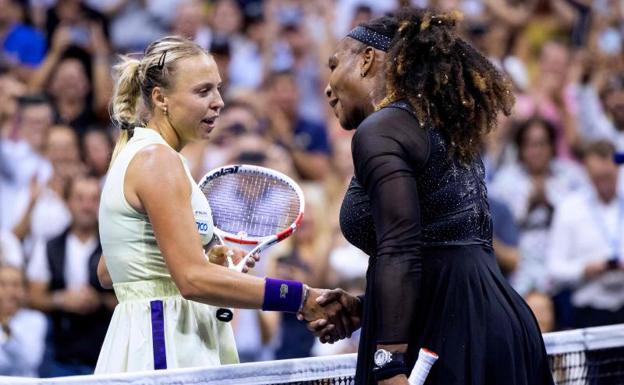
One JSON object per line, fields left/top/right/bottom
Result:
{"left": 199, "top": 164, "right": 305, "bottom": 272}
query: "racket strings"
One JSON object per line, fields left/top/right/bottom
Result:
{"left": 202, "top": 172, "right": 301, "bottom": 237}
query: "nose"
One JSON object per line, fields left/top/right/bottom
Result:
{"left": 324, "top": 84, "right": 332, "bottom": 99}
{"left": 212, "top": 90, "right": 225, "bottom": 111}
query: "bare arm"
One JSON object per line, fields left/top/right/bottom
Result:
{"left": 28, "top": 27, "right": 70, "bottom": 92}
{"left": 88, "top": 22, "right": 114, "bottom": 121}
{"left": 11, "top": 177, "right": 41, "bottom": 241}
{"left": 492, "top": 238, "right": 520, "bottom": 274}
{"left": 129, "top": 145, "right": 267, "bottom": 308}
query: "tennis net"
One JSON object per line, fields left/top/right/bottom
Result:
{"left": 2, "top": 323, "right": 624, "bottom": 385}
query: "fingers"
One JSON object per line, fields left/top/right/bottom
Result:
{"left": 316, "top": 290, "right": 341, "bottom": 306}
{"left": 207, "top": 245, "right": 229, "bottom": 266}
{"left": 245, "top": 255, "right": 256, "bottom": 269}
{"left": 305, "top": 318, "right": 327, "bottom": 332}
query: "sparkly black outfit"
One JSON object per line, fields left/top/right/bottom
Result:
{"left": 340, "top": 102, "right": 554, "bottom": 385}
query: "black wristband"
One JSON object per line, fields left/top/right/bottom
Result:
{"left": 373, "top": 361, "right": 408, "bottom": 382}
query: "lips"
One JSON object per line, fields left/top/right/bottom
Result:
{"left": 201, "top": 116, "right": 218, "bottom": 131}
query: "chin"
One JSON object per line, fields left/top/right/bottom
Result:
{"left": 339, "top": 120, "right": 357, "bottom": 130}
{"left": 337, "top": 111, "right": 357, "bottom": 130}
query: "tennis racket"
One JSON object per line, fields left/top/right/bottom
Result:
{"left": 199, "top": 164, "right": 305, "bottom": 273}
{"left": 408, "top": 348, "right": 439, "bottom": 385}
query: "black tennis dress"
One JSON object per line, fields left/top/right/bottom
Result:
{"left": 340, "top": 101, "right": 554, "bottom": 385}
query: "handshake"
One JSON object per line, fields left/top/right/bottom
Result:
{"left": 297, "top": 288, "right": 363, "bottom": 344}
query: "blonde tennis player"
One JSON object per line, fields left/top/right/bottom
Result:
{"left": 95, "top": 36, "right": 342, "bottom": 373}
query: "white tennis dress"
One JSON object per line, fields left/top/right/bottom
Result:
{"left": 95, "top": 127, "right": 238, "bottom": 373}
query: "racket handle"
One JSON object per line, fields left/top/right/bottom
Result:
{"left": 232, "top": 237, "right": 276, "bottom": 272}
{"left": 408, "top": 348, "right": 438, "bottom": 385}
{"left": 233, "top": 248, "right": 260, "bottom": 273}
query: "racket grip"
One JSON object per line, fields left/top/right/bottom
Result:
{"left": 408, "top": 348, "right": 438, "bottom": 385}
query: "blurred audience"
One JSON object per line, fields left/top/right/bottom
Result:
{"left": 0, "top": 258, "right": 47, "bottom": 377}
{"left": 264, "top": 70, "right": 330, "bottom": 180}
{"left": 547, "top": 141, "right": 624, "bottom": 329}
{"left": 0, "top": 0, "right": 623, "bottom": 376}
{"left": 0, "top": 0, "right": 46, "bottom": 80}
{"left": 0, "top": 95, "right": 54, "bottom": 233}
{"left": 27, "top": 175, "right": 114, "bottom": 376}
{"left": 490, "top": 117, "right": 587, "bottom": 296}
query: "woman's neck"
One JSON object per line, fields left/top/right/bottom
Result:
{"left": 146, "top": 118, "right": 183, "bottom": 151}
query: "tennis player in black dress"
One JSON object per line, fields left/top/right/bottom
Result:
{"left": 306, "top": 8, "right": 555, "bottom": 385}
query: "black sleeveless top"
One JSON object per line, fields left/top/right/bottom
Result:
{"left": 339, "top": 101, "right": 493, "bottom": 343}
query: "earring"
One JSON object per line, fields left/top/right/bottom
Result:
{"left": 163, "top": 107, "right": 168, "bottom": 115}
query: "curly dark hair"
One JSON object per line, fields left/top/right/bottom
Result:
{"left": 360, "top": 8, "right": 515, "bottom": 163}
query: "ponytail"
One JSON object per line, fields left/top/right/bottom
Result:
{"left": 110, "top": 57, "right": 142, "bottom": 163}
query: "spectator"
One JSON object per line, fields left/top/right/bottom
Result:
{"left": 172, "top": 0, "right": 211, "bottom": 50}
{"left": 94, "top": 0, "right": 172, "bottom": 52}
{"left": 270, "top": 185, "right": 332, "bottom": 359}
{"left": 515, "top": 41, "right": 579, "bottom": 159}
{"left": 547, "top": 140, "right": 624, "bottom": 328}
{"left": 577, "top": 73, "right": 624, "bottom": 151}
{"left": 43, "top": 0, "right": 108, "bottom": 51}
{"left": 209, "top": 36, "right": 232, "bottom": 91}
{"left": 0, "top": 231, "right": 23, "bottom": 268}
{"left": 277, "top": 15, "right": 327, "bottom": 124}
{"left": 12, "top": 126, "right": 81, "bottom": 253}
{"left": 264, "top": 70, "right": 331, "bottom": 181}
{"left": 29, "top": 22, "right": 113, "bottom": 136}
{"left": 81, "top": 128, "right": 112, "bottom": 184}
{"left": 27, "top": 175, "right": 114, "bottom": 376}
{"left": 0, "top": 95, "right": 54, "bottom": 233}
{"left": 210, "top": 0, "right": 244, "bottom": 40}
{"left": 0, "top": 66, "right": 26, "bottom": 137}
{"left": 228, "top": 7, "right": 267, "bottom": 90}
{"left": 490, "top": 117, "right": 587, "bottom": 296}
{"left": 0, "top": 0, "right": 47, "bottom": 79}
{"left": 489, "top": 196, "right": 520, "bottom": 277}
{"left": 0, "top": 259, "right": 47, "bottom": 377}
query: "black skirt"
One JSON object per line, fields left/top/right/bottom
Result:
{"left": 354, "top": 245, "right": 554, "bottom": 385}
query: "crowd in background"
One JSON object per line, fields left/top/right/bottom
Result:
{"left": 0, "top": 0, "right": 623, "bottom": 378}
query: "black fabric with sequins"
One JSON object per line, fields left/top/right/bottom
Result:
{"left": 340, "top": 101, "right": 492, "bottom": 259}
{"left": 346, "top": 26, "right": 393, "bottom": 52}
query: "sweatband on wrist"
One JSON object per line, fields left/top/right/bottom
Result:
{"left": 262, "top": 278, "right": 304, "bottom": 312}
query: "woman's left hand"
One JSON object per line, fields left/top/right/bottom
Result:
{"left": 207, "top": 245, "right": 259, "bottom": 273}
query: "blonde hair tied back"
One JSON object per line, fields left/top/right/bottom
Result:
{"left": 109, "top": 36, "right": 209, "bottom": 163}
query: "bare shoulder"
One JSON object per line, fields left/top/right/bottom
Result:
{"left": 126, "top": 144, "right": 190, "bottom": 202}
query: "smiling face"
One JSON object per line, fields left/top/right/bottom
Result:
{"left": 165, "top": 54, "right": 224, "bottom": 143}
{"left": 325, "top": 38, "right": 382, "bottom": 130}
